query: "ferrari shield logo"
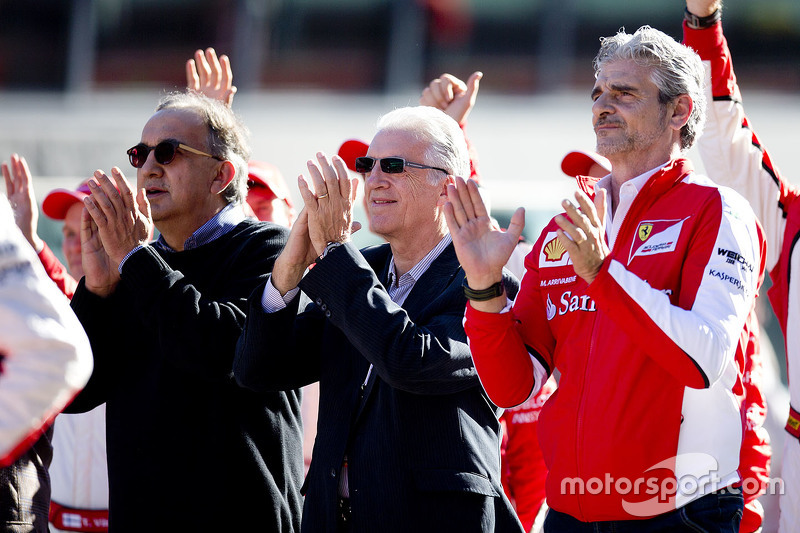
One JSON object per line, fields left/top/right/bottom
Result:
{"left": 638, "top": 223, "right": 654, "bottom": 242}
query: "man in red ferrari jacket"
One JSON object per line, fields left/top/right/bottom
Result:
{"left": 682, "top": 1, "right": 791, "bottom": 531}
{"left": 445, "top": 25, "right": 764, "bottom": 532}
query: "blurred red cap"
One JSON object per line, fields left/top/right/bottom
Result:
{"left": 42, "top": 181, "right": 91, "bottom": 220}
{"left": 247, "top": 161, "right": 293, "bottom": 207}
{"left": 560, "top": 150, "right": 611, "bottom": 178}
{"left": 337, "top": 139, "right": 369, "bottom": 172}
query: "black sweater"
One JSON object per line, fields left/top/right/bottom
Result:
{"left": 69, "top": 219, "right": 302, "bottom": 532}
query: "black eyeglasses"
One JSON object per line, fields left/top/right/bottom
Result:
{"left": 126, "top": 139, "right": 221, "bottom": 168}
{"left": 354, "top": 156, "right": 448, "bottom": 175}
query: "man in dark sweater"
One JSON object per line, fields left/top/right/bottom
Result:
{"left": 66, "top": 91, "right": 301, "bottom": 531}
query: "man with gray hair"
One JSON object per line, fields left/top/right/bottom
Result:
{"left": 234, "top": 105, "right": 522, "bottom": 532}
{"left": 66, "top": 91, "right": 302, "bottom": 531}
{"left": 446, "top": 26, "right": 764, "bottom": 531}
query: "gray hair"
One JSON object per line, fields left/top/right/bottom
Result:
{"left": 376, "top": 106, "right": 470, "bottom": 182}
{"left": 155, "top": 91, "right": 251, "bottom": 205}
{"left": 593, "top": 25, "right": 706, "bottom": 150}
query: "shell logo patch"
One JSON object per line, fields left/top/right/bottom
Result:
{"left": 539, "top": 232, "right": 572, "bottom": 268}
{"left": 544, "top": 237, "right": 567, "bottom": 261}
{"left": 628, "top": 217, "right": 689, "bottom": 264}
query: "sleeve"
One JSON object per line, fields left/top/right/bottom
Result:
{"left": 587, "top": 190, "right": 765, "bottom": 389}
{"left": 0, "top": 197, "right": 92, "bottom": 466}
{"left": 37, "top": 242, "right": 78, "bottom": 299}
{"left": 117, "top": 226, "right": 288, "bottom": 383}
{"left": 464, "top": 236, "right": 554, "bottom": 408}
{"left": 65, "top": 279, "right": 126, "bottom": 413}
{"left": 299, "top": 243, "right": 518, "bottom": 395}
{"left": 683, "top": 20, "right": 797, "bottom": 271}
{"left": 501, "top": 378, "right": 555, "bottom": 531}
{"left": 738, "top": 312, "right": 771, "bottom": 504}
{"left": 234, "top": 285, "right": 324, "bottom": 392}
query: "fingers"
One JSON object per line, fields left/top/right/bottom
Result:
{"left": 455, "top": 176, "right": 478, "bottom": 222}
{"left": 593, "top": 187, "right": 608, "bottom": 228}
{"left": 1, "top": 161, "right": 12, "bottom": 196}
{"left": 445, "top": 176, "right": 470, "bottom": 228}
{"left": 136, "top": 187, "right": 151, "bottom": 222}
{"left": 86, "top": 170, "right": 122, "bottom": 223}
{"left": 15, "top": 155, "right": 32, "bottom": 191}
{"left": 556, "top": 199, "right": 590, "bottom": 244}
{"left": 331, "top": 155, "right": 351, "bottom": 200}
{"left": 297, "top": 174, "right": 318, "bottom": 209}
{"left": 421, "top": 74, "right": 461, "bottom": 110}
{"left": 464, "top": 71, "right": 483, "bottom": 109}
{"left": 219, "top": 54, "right": 233, "bottom": 91}
{"left": 506, "top": 206, "right": 526, "bottom": 243}
{"left": 465, "top": 71, "right": 483, "bottom": 99}
{"left": 110, "top": 167, "right": 135, "bottom": 211}
{"left": 204, "top": 47, "right": 222, "bottom": 89}
{"left": 194, "top": 49, "right": 211, "bottom": 88}
{"left": 305, "top": 156, "right": 328, "bottom": 200}
{"left": 186, "top": 58, "right": 200, "bottom": 91}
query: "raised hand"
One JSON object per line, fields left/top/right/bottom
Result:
{"left": 80, "top": 199, "right": 119, "bottom": 297}
{"left": 554, "top": 188, "right": 609, "bottom": 284}
{"left": 82, "top": 168, "right": 152, "bottom": 269}
{"left": 298, "top": 152, "right": 360, "bottom": 256}
{"left": 186, "top": 47, "right": 237, "bottom": 107}
{"left": 444, "top": 176, "right": 524, "bottom": 297}
{"left": 2, "top": 154, "right": 43, "bottom": 251}
{"left": 686, "top": 0, "right": 721, "bottom": 18}
{"left": 419, "top": 71, "right": 482, "bottom": 126}
{"left": 271, "top": 208, "right": 317, "bottom": 295}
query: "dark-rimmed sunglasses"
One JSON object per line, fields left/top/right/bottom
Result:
{"left": 354, "top": 156, "right": 448, "bottom": 175}
{"left": 126, "top": 139, "right": 221, "bottom": 168}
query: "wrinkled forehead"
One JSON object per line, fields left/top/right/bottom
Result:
{"left": 141, "top": 108, "right": 207, "bottom": 146}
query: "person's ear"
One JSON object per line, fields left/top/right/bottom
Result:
{"left": 670, "top": 94, "right": 693, "bottom": 132}
{"left": 210, "top": 160, "right": 236, "bottom": 195}
{"left": 438, "top": 174, "right": 457, "bottom": 205}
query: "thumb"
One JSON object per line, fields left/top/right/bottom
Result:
{"left": 506, "top": 206, "right": 526, "bottom": 242}
{"left": 593, "top": 188, "right": 607, "bottom": 229}
{"left": 137, "top": 188, "right": 152, "bottom": 221}
{"left": 465, "top": 71, "right": 483, "bottom": 102}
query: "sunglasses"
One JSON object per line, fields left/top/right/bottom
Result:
{"left": 354, "top": 156, "right": 448, "bottom": 175}
{"left": 127, "top": 139, "right": 221, "bottom": 168}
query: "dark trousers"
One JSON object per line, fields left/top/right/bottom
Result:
{"left": 544, "top": 488, "right": 744, "bottom": 533}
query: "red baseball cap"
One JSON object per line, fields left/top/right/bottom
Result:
{"left": 560, "top": 150, "right": 611, "bottom": 179}
{"left": 337, "top": 139, "right": 369, "bottom": 172}
{"left": 247, "top": 161, "right": 293, "bottom": 207}
{"left": 42, "top": 181, "right": 91, "bottom": 220}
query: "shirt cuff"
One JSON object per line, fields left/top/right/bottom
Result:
{"left": 261, "top": 275, "right": 299, "bottom": 312}
{"left": 118, "top": 245, "right": 146, "bottom": 273}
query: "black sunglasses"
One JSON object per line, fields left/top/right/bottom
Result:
{"left": 354, "top": 156, "right": 448, "bottom": 175}
{"left": 127, "top": 139, "right": 221, "bottom": 168}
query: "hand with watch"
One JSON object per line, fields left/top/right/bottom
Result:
{"left": 444, "top": 175, "right": 524, "bottom": 312}
{"left": 685, "top": 0, "right": 722, "bottom": 29}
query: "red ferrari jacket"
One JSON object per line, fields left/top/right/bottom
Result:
{"left": 466, "top": 159, "right": 765, "bottom": 521}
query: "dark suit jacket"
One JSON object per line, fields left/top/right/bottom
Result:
{"left": 235, "top": 241, "right": 523, "bottom": 533}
